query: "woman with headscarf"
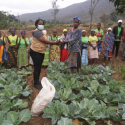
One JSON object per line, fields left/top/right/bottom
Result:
{"left": 30, "top": 19, "right": 59, "bottom": 90}
{"left": 103, "top": 28, "right": 114, "bottom": 65}
{"left": 0, "top": 31, "right": 6, "bottom": 68}
{"left": 60, "top": 29, "right": 68, "bottom": 62}
{"left": 64, "top": 17, "right": 82, "bottom": 74}
{"left": 81, "top": 30, "right": 89, "bottom": 65}
{"left": 7, "top": 28, "right": 19, "bottom": 68}
{"left": 17, "top": 30, "right": 29, "bottom": 68}
{"left": 88, "top": 29, "right": 98, "bottom": 64}
{"left": 49, "top": 29, "right": 60, "bottom": 62}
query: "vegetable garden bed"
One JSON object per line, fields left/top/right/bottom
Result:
{"left": 0, "top": 67, "right": 33, "bottom": 125}
{"left": 42, "top": 61, "right": 125, "bottom": 125}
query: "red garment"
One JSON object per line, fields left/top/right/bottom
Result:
{"left": 60, "top": 49, "right": 68, "bottom": 62}
{"left": 122, "top": 29, "right": 125, "bottom": 41}
{"left": 108, "top": 52, "right": 113, "bottom": 57}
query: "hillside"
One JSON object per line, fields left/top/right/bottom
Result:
{"left": 19, "top": 0, "right": 116, "bottom": 22}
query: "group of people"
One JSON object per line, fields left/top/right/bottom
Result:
{"left": 0, "top": 17, "right": 125, "bottom": 90}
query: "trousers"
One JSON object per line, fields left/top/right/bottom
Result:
{"left": 30, "top": 49, "right": 44, "bottom": 84}
{"left": 112, "top": 41, "right": 121, "bottom": 57}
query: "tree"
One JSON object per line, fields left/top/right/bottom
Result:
{"left": 110, "top": 12, "right": 118, "bottom": 22}
{"left": 51, "top": 0, "right": 59, "bottom": 24}
{"left": 109, "top": 0, "right": 125, "bottom": 14}
{"left": 100, "top": 14, "right": 110, "bottom": 27}
{"left": 89, "top": 0, "right": 100, "bottom": 30}
{"left": 29, "top": 20, "right": 33, "bottom": 24}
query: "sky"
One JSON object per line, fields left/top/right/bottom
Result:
{"left": 0, "top": 0, "right": 87, "bottom": 16}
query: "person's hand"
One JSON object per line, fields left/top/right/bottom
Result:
{"left": 55, "top": 39, "right": 60, "bottom": 45}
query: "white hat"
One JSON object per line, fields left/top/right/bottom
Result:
{"left": 108, "top": 28, "right": 112, "bottom": 31}
{"left": 82, "top": 30, "right": 86, "bottom": 32}
{"left": 118, "top": 20, "right": 123, "bottom": 23}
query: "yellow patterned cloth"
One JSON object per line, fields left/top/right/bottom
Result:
{"left": 49, "top": 45, "right": 60, "bottom": 62}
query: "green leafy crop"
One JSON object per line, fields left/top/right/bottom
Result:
{"left": 43, "top": 61, "right": 125, "bottom": 125}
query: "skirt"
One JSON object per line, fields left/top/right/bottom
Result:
{"left": 42, "top": 49, "right": 49, "bottom": 66}
{"left": 103, "top": 51, "right": 113, "bottom": 58}
{"left": 17, "top": 47, "right": 28, "bottom": 68}
{"left": 60, "top": 49, "right": 68, "bottom": 62}
{"left": 68, "top": 52, "right": 81, "bottom": 69}
{"left": 7, "top": 46, "right": 18, "bottom": 68}
{"left": 50, "top": 45, "right": 60, "bottom": 62}
{"left": 0, "top": 45, "right": 4, "bottom": 63}
{"left": 81, "top": 49, "right": 88, "bottom": 65}
{"left": 89, "top": 44, "right": 99, "bottom": 59}
{"left": 97, "top": 41, "right": 103, "bottom": 52}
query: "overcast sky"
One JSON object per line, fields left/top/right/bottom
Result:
{"left": 0, "top": 0, "right": 87, "bottom": 16}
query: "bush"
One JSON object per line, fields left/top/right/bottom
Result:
{"left": 82, "top": 24, "right": 89, "bottom": 27}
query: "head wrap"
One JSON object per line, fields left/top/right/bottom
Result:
{"left": 63, "top": 29, "right": 67, "bottom": 32}
{"left": 108, "top": 28, "right": 112, "bottom": 31}
{"left": 73, "top": 17, "right": 81, "bottom": 22}
{"left": 82, "top": 30, "right": 86, "bottom": 32}
{"left": 21, "top": 30, "right": 26, "bottom": 34}
{"left": 91, "top": 29, "right": 95, "bottom": 32}
{"left": 10, "top": 28, "right": 15, "bottom": 32}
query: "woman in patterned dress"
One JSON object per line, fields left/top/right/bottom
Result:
{"left": 49, "top": 29, "right": 60, "bottom": 62}
{"left": 103, "top": 28, "right": 114, "bottom": 65}
{"left": 7, "top": 28, "right": 19, "bottom": 68}
{"left": 0, "top": 31, "right": 6, "bottom": 68}
{"left": 64, "top": 17, "right": 82, "bottom": 74}
{"left": 17, "top": 30, "right": 29, "bottom": 68}
{"left": 81, "top": 30, "right": 89, "bottom": 65}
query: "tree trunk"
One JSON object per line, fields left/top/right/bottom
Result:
{"left": 90, "top": 0, "right": 93, "bottom": 30}
{"left": 54, "top": 14, "right": 56, "bottom": 24}
{"left": 90, "top": 14, "right": 93, "bottom": 30}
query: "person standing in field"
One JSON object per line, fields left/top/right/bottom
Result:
{"left": 30, "top": 19, "right": 59, "bottom": 90}
{"left": 88, "top": 30, "right": 98, "bottom": 64}
{"left": 60, "top": 29, "right": 68, "bottom": 62}
{"left": 95, "top": 23, "right": 103, "bottom": 55}
{"left": 17, "top": 30, "right": 29, "bottom": 69}
{"left": 65, "top": 17, "right": 82, "bottom": 74}
{"left": 102, "top": 28, "right": 115, "bottom": 65}
{"left": 122, "top": 29, "right": 125, "bottom": 61}
{"left": 6, "top": 28, "right": 19, "bottom": 68}
{"left": 0, "top": 31, "right": 6, "bottom": 68}
{"left": 49, "top": 29, "right": 60, "bottom": 62}
{"left": 112, "top": 20, "right": 124, "bottom": 60}
{"left": 81, "top": 30, "right": 89, "bottom": 65}
{"left": 42, "top": 30, "right": 50, "bottom": 67}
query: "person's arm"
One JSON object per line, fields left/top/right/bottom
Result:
{"left": 101, "top": 30, "right": 103, "bottom": 41}
{"left": 3, "top": 37, "right": 5, "bottom": 46}
{"left": 120, "top": 27, "right": 124, "bottom": 38}
{"left": 17, "top": 39, "right": 21, "bottom": 47}
{"left": 88, "top": 41, "right": 94, "bottom": 47}
{"left": 34, "top": 30, "right": 59, "bottom": 45}
{"left": 38, "top": 36, "right": 59, "bottom": 45}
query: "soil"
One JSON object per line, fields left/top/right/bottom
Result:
{"left": 1, "top": 30, "right": 125, "bottom": 125}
